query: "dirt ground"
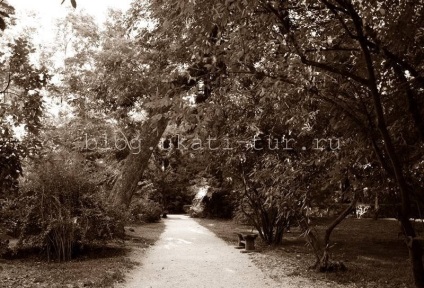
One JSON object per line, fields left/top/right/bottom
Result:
{"left": 2, "top": 216, "right": 415, "bottom": 287}
{"left": 119, "top": 215, "right": 350, "bottom": 288}
{"left": 0, "top": 222, "right": 165, "bottom": 288}
{"left": 196, "top": 217, "right": 419, "bottom": 288}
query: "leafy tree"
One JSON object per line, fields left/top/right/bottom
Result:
{"left": 85, "top": 6, "right": 219, "bottom": 207}
{"left": 146, "top": 146, "right": 195, "bottom": 213}
{"left": 267, "top": 0, "right": 423, "bottom": 281}
{"left": 0, "top": 36, "right": 49, "bottom": 195}
{"left": 123, "top": 0, "right": 423, "bottom": 283}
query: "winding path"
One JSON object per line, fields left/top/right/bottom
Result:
{"left": 122, "top": 215, "right": 279, "bottom": 288}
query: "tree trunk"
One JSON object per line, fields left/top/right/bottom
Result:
{"left": 400, "top": 217, "right": 424, "bottom": 288}
{"left": 321, "top": 197, "right": 357, "bottom": 269}
{"left": 406, "top": 236, "right": 424, "bottom": 288}
{"left": 346, "top": 5, "right": 424, "bottom": 286}
{"left": 110, "top": 115, "right": 168, "bottom": 207}
{"left": 299, "top": 196, "right": 356, "bottom": 271}
{"left": 298, "top": 218, "right": 323, "bottom": 265}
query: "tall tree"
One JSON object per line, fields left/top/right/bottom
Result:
{"left": 0, "top": 36, "right": 49, "bottom": 195}
{"left": 123, "top": 0, "right": 423, "bottom": 284}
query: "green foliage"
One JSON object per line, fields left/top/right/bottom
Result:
{"left": 17, "top": 152, "right": 125, "bottom": 261}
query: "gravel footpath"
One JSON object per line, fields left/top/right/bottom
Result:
{"left": 120, "top": 215, "right": 350, "bottom": 288}
{"left": 120, "top": 214, "right": 278, "bottom": 288}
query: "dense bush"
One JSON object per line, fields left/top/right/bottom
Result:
{"left": 130, "top": 199, "right": 162, "bottom": 223}
{"left": 17, "top": 153, "right": 126, "bottom": 261}
{"left": 0, "top": 198, "right": 22, "bottom": 238}
{"left": 231, "top": 155, "right": 303, "bottom": 245}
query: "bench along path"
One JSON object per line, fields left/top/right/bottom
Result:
{"left": 121, "top": 214, "right": 279, "bottom": 288}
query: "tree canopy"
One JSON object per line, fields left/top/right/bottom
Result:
{"left": 1, "top": 0, "right": 423, "bottom": 285}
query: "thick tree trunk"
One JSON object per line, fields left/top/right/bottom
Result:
{"left": 411, "top": 238, "right": 424, "bottom": 288}
{"left": 403, "top": 222, "right": 424, "bottom": 288}
{"left": 110, "top": 115, "right": 168, "bottom": 207}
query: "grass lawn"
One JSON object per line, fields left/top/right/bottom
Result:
{"left": 196, "top": 217, "right": 424, "bottom": 288}
{"left": 0, "top": 221, "right": 165, "bottom": 288}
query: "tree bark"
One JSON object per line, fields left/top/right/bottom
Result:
{"left": 272, "top": 0, "right": 424, "bottom": 283}
{"left": 110, "top": 115, "right": 169, "bottom": 207}
{"left": 345, "top": 3, "right": 424, "bottom": 286}
{"left": 406, "top": 236, "right": 424, "bottom": 288}
{"left": 298, "top": 217, "right": 323, "bottom": 265}
{"left": 323, "top": 196, "right": 357, "bottom": 248}
{"left": 390, "top": 61, "right": 424, "bottom": 140}
{"left": 298, "top": 195, "right": 356, "bottom": 271}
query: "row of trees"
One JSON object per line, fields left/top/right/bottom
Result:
{"left": 0, "top": 2, "right": 130, "bottom": 261}
{"left": 99, "top": 0, "right": 423, "bottom": 285}
{"left": 0, "top": 0, "right": 196, "bottom": 260}
{"left": 0, "top": 0, "right": 423, "bottom": 286}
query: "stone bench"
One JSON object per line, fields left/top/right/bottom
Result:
{"left": 234, "top": 233, "right": 258, "bottom": 252}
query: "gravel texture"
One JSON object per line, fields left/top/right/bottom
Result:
{"left": 120, "top": 215, "right": 354, "bottom": 288}
{"left": 121, "top": 214, "right": 279, "bottom": 288}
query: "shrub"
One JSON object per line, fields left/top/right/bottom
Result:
{"left": 130, "top": 199, "right": 162, "bottom": 223}
{"left": 234, "top": 169, "right": 302, "bottom": 245}
{"left": 0, "top": 198, "right": 22, "bottom": 238}
{"left": 17, "top": 152, "right": 126, "bottom": 261}
{"left": 0, "top": 239, "right": 10, "bottom": 258}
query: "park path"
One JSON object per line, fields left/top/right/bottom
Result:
{"left": 121, "top": 214, "right": 280, "bottom": 288}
